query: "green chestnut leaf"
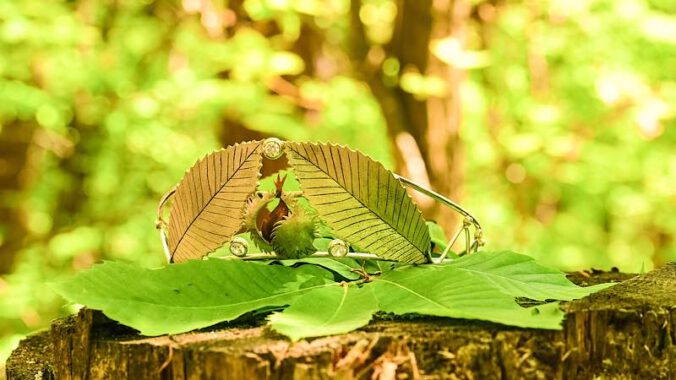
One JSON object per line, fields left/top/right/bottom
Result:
{"left": 51, "top": 259, "right": 330, "bottom": 336}
{"left": 268, "top": 284, "right": 378, "bottom": 341}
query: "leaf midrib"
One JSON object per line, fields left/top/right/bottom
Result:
{"left": 61, "top": 281, "right": 334, "bottom": 311}
{"left": 454, "top": 266, "right": 609, "bottom": 299}
{"left": 450, "top": 258, "right": 580, "bottom": 295}
{"left": 375, "top": 278, "right": 451, "bottom": 311}
{"left": 317, "top": 285, "right": 348, "bottom": 328}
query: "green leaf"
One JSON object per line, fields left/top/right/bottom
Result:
{"left": 447, "top": 251, "right": 614, "bottom": 301}
{"left": 51, "top": 251, "right": 613, "bottom": 339}
{"left": 258, "top": 169, "right": 301, "bottom": 193}
{"left": 269, "top": 284, "right": 378, "bottom": 341}
{"left": 427, "top": 221, "right": 448, "bottom": 252}
{"left": 290, "top": 262, "right": 337, "bottom": 286}
{"left": 276, "top": 257, "right": 363, "bottom": 280}
{"left": 312, "top": 237, "right": 331, "bottom": 251}
{"left": 426, "top": 221, "right": 459, "bottom": 259}
{"left": 51, "top": 260, "right": 325, "bottom": 336}
{"left": 275, "top": 257, "right": 399, "bottom": 280}
{"left": 371, "top": 265, "right": 565, "bottom": 329}
{"left": 285, "top": 142, "right": 431, "bottom": 264}
{"left": 363, "top": 259, "right": 399, "bottom": 274}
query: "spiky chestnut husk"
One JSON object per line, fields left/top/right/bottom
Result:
{"left": 242, "top": 192, "right": 274, "bottom": 252}
{"left": 271, "top": 206, "right": 318, "bottom": 259}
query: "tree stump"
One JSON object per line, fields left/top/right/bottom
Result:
{"left": 6, "top": 264, "right": 675, "bottom": 379}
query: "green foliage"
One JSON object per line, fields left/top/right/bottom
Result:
{"left": 461, "top": 0, "right": 676, "bottom": 271}
{"left": 269, "top": 284, "right": 378, "bottom": 341}
{"left": 447, "top": 251, "right": 612, "bottom": 301}
{"left": 52, "top": 251, "right": 611, "bottom": 340}
{"left": 51, "top": 260, "right": 319, "bottom": 336}
{"left": 275, "top": 257, "right": 364, "bottom": 280}
{"left": 371, "top": 265, "right": 565, "bottom": 330}
{"left": 427, "top": 221, "right": 448, "bottom": 252}
{"left": 426, "top": 221, "right": 459, "bottom": 259}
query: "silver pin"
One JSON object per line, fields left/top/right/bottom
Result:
{"left": 262, "top": 138, "right": 284, "bottom": 160}
{"left": 229, "top": 237, "right": 249, "bottom": 257}
{"left": 328, "top": 239, "right": 349, "bottom": 257}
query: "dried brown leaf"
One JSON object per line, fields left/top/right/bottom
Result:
{"left": 167, "top": 141, "right": 263, "bottom": 262}
{"left": 285, "top": 142, "right": 430, "bottom": 264}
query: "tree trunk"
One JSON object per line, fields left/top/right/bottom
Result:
{"left": 0, "top": 121, "right": 42, "bottom": 273}
{"left": 349, "top": 0, "right": 470, "bottom": 232}
{"left": 7, "top": 265, "right": 675, "bottom": 379}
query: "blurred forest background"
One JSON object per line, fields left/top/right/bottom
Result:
{"left": 1, "top": 0, "right": 675, "bottom": 367}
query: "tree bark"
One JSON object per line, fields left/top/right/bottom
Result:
{"left": 7, "top": 265, "right": 675, "bottom": 379}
